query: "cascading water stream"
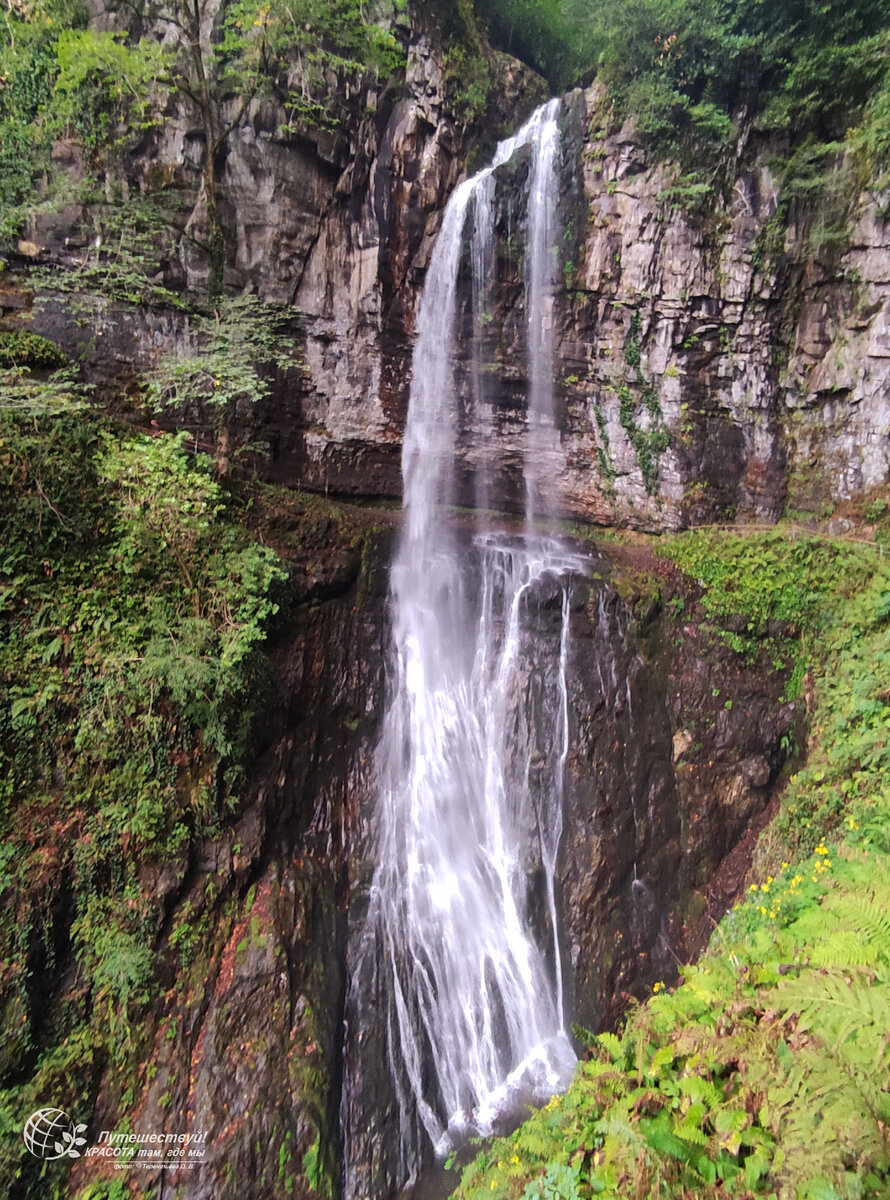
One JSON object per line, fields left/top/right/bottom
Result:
{"left": 345, "top": 99, "right": 584, "bottom": 1189}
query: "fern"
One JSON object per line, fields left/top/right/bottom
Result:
{"left": 811, "top": 930, "right": 884, "bottom": 968}
{"left": 677, "top": 1075, "right": 723, "bottom": 1109}
{"left": 781, "top": 970, "right": 890, "bottom": 1045}
{"left": 595, "top": 1113, "right": 649, "bottom": 1154}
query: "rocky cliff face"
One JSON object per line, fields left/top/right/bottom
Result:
{"left": 375, "top": 87, "right": 890, "bottom": 530}
{"left": 51, "top": 507, "right": 393, "bottom": 1200}
{"left": 20, "top": 76, "right": 889, "bottom": 527}
{"left": 550, "top": 90, "right": 890, "bottom": 529}
{"left": 14, "top": 2, "right": 547, "bottom": 497}
{"left": 12, "top": 19, "right": 890, "bottom": 525}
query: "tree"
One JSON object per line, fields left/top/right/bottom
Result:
{"left": 51, "top": 0, "right": 405, "bottom": 297}
{"left": 145, "top": 293, "right": 298, "bottom": 473}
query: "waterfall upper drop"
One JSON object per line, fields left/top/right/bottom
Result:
{"left": 344, "top": 99, "right": 584, "bottom": 1191}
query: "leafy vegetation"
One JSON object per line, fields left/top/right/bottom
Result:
{"left": 474, "top": 0, "right": 581, "bottom": 94}
{"left": 479, "top": 0, "right": 890, "bottom": 211}
{"left": 0, "top": 323, "right": 389, "bottom": 1193}
{"left": 612, "top": 311, "right": 669, "bottom": 497}
{"left": 658, "top": 528, "right": 871, "bottom": 661}
{"left": 0, "top": 0, "right": 887, "bottom": 1195}
{"left": 1, "top": 0, "right": 406, "bottom": 290}
{"left": 454, "top": 525, "right": 890, "bottom": 1200}
{"left": 0, "top": 370, "right": 292, "bottom": 1189}
{"left": 0, "top": 0, "right": 82, "bottom": 233}
{"left": 145, "top": 294, "right": 301, "bottom": 472}
{"left": 0, "top": 331, "right": 66, "bottom": 369}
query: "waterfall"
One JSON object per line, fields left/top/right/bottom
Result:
{"left": 344, "top": 99, "right": 583, "bottom": 1189}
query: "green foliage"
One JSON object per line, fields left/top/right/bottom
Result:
{"left": 0, "top": 406, "right": 288, "bottom": 872}
{"left": 574, "top": 0, "right": 890, "bottom": 149}
{"left": 474, "top": 0, "right": 590, "bottom": 90}
{"left": 458, "top": 867, "right": 890, "bottom": 1199}
{"left": 93, "top": 430, "right": 288, "bottom": 755}
{"left": 71, "top": 892, "right": 155, "bottom": 1046}
{"left": 0, "top": 0, "right": 406, "bottom": 278}
{"left": 147, "top": 294, "right": 299, "bottom": 425}
{"left": 0, "top": 0, "right": 85, "bottom": 231}
{"left": 53, "top": 27, "right": 169, "bottom": 151}
{"left": 0, "top": 363, "right": 87, "bottom": 420}
{"left": 476, "top": 0, "right": 889, "bottom": 214}
{"left": 75, "top": 1182, "right": 131, "bottom": 1200}
{"left": 607, "top": 310, "right": 669, "bottom": 496}
{"left": 253, "top": 0, "right": 406, "bottom": 132}
{"left": 0, "top": 373, "right": 307, "bottom": 1190}
{"left": 442, "top": 40, "right": 491, "bottom": 121}
{"left": 659, "top": 529, "right": 874, "bottom": 659}
{"left": 0, "top": 386, "right": 288, "bottom": 1025}
{"left": 302, "top": 1133, "right": 333, "bottom": 1196}
{"left": 0, "top": 331, "right": 66, "bottom": 369}
{"left": 32, "top": 194, "right": 188, "bottom": 308}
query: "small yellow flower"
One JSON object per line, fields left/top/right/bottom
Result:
{"left": 511, "top": 1156, "right": 520, "bottom": 1165}
{"left": 653, "top": 981, "right": 664, "bottom": 993}
{"left": 759, "top": 905, "right": 767, "bottom": 915}
{"left": 815, "top": 844, "right": 828, "bottom": 856}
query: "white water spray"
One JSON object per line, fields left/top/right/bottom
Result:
{"left": 356, "top": 98, "right": 582, "bottom": 1172}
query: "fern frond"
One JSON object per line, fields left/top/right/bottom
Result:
{"left": 825, "top": 891, "right": 890, "bottom": 961}
{"left": 596, "top": 1113, "right": 649, "bottom": 1154}
{"left": 810, "top": 930, "right": 881, "bottom": 969}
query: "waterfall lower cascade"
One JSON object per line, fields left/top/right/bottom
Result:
{"left": 347, "top": 99, "right": 584, "bottom": 1185}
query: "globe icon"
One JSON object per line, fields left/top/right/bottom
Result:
{"left": 23, "top": 1108, "right": 76, "bottom": 1160}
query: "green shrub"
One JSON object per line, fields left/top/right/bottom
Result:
{"left": 0, "top": 331, "right": 66, "bottom": 369}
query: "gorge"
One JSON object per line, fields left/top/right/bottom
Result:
{"left": 0, "top": 3, "right": 889, "bottom": 1200}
